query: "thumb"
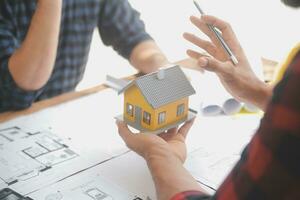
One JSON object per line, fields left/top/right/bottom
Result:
{"left": 178, "top": 118, "right": 195, "bottom": 139}
{"left": 198, "top": 57, "right": 231, "bottom": 74}
{"left": 116, "top": 120, "right": 133, "bottom": 142}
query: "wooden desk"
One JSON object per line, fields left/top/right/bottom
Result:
{"left": 0, "top": 58, "right": 201, "bottom": 123}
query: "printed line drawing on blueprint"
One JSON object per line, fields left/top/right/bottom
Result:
{"left": 0, "top": 126, "right": 78, "bottom": 186}
{"left": 29, "top": 167, "right": 145, "bottom": 200}
{"left": 0, "top": 126, "right": 112, "bottom": 195}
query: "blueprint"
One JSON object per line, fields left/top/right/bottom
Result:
{"left": 185, "top": 147, "right": 240, "bottom": 189}
{"left": 29, "top": 163, "right": 143, "bottom": 200}
{"left": 94, "top": 151, "right": 156, "bottom": 200}
{"left": 0, "top": 125, "right": 113, "bottom": 195}
{"left": 0, "top": 126, "right": 78, "bottom": 185}
{"left": 0, "top": 71, "right": 262, "bottom": 199}
{"left": 0, "top": 182, "right": 5, "bottom": 191}
{"left": 0, "top": 89, "right": 140, "bottom": 198}
{"left": 184, "top": 115, "right": 261, "bottom": 189}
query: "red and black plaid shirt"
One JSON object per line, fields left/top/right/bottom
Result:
{"left": 172, "top": 50, "right": 300, "bottom": 200}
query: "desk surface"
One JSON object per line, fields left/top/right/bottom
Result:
{"left": 0, "top": 59, "right": 202, "bottom": 123}
{"left": 0, "top": 58, "right": 265, "bottom": 199}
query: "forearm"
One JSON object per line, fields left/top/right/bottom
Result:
{"left": 146, "top": 147, "right": 206, "bottom": 200}
{"left": 130, "top": 40, "right": 169, "bottom": 74}
{"left": 8, "top": 0, "right": 62, "bottom": 91}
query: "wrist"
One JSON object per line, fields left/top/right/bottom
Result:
{"left": 146, "top": 147, "right": 204, "bottom": 200}
{"left": 143, "top": 54, "right": 170, "bottom": 74}
{"left": 144, "top": 145, "right": 175, "bottom": 163}
{"left": 146, "top": 148, "right": 183, "bottom": 183}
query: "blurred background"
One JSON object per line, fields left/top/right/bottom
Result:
{"left": 77, "top": 0, "right": 300, "bottom": 90}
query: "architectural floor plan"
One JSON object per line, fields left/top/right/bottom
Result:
{"left": 29, "top": 166, "right": 143, "bottom": 200}
{"left": 0, "top": 83, "right": 262, "bottom": 199}
{"left": 0, "top": 126, "right": 78, "bottom": 186}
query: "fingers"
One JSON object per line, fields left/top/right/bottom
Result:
{"left": 198, "top": 56, "right": 232, "bottom": 74}
{"left": 116, "top": 120, "right": 135, "bottom": 148}
{"left": 183, "top": 33, "right": 217, "bottom": 57}
{"left": 158, "top": 127, "right": 178, "bottom": 141}
{"left": 167, "top": 127, "right": 178, "bottom": 134}
{"left": 201, "top": 15, "right": 234, "bottom": 36}
{"left": 189, "top": 16, "right": 222, "bottom": 50}
{"left": 190, "top": 15, "right": 242, "bottom": 55}
{"left": 186, "top": 49, "right": 205, "bottom": 60}
{"left": 178, "top": 118, "right": 195, "bottom": 139}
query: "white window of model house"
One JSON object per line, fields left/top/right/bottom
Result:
{"left": 126, "top": 103, "right": 134, "bottom": 117}
{"left": 158, "top": 112, "right": 166, "bottom": 124}
{"left": 177, "top": 104, "right": 185, "bottom": 116}
{"left": 143, "top": 111, "right": 151, "bottom": 125}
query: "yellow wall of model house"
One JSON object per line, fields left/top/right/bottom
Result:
{"left": 153, "top": 97, "right": 188, "bottom": 130}
{"left": 124, "top": 84, "right": 189, "bottom": 131}
{"left": 124, "top": 85, "right": 154, "bottom": 130}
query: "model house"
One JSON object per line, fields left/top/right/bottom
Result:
{"left": 117, "top": 66, "right": 196, "bottom": 132}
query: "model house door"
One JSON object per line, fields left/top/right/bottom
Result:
{"left": 135, "top": 106, "right": 142, "bottom": 125}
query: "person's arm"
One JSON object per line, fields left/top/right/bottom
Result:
{"left": 118, "top": 53, "right": 300, "bottom": 199}
{"left": 116, "top": 120, "right": 209, "bottom": 200}
{"left": 129, "top": 40, "right": 169, "bottom": 74}
{"left": 130, "top": 41, "right": 202, "bottom": 74}
{"left": 8, "top": 0, "right": 62, "bottom": 91}
{"left": 146, "top": 149, "right": 206, "bottom": 200}
{"left": 203, "top": 50, "right": 300, "bottom": 200}
{"left": 98, "top": 0, "right": 169, "bottom": 74}
{"left": 184, "top": 15, "right": 273, "bottom": 111}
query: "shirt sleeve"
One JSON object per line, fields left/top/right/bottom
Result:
{"left": 97, "top": 0, "right": 152, "bottom": 59}
{"left": 0, "top": 2, "right": 42, "bottom": 112}
{"left": 210, "top": 50, "right": 300, "bottom": 200}
{"left": 171, "top": 191, "right": 211, "bottom": 200}
{"left": 171, "top": 50, "right": 300, "bottom": 200}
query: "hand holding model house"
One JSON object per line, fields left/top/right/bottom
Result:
{"left": 107, "top": 65, "right": 197, "bottom": 134}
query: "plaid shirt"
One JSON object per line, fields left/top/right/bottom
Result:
{"left": 172, "top": 49, "right": 300, "bottom": 200}
{"left": 0, "top": 0, "right": 151, "bottom": 112}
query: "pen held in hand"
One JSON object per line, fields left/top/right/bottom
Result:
{"left": 193, "top": 0, "right": 238, "bottom": 65}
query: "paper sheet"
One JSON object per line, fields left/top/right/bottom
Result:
{"left": 29, "top": 150, "right": 217, "bottom": 200}
{"left": 0, "top": 89, "right": 128, "bottom": 156}
{"left": 0, "top": 70, "right": 262, "bottom": 197}
{"left": 0, "top": 126, "right": 113, "bottom": 195}
{"left": 29, "top": 159, "right": 142, "bottom": 200}
{"left": 184, "top": 115, "right": 261, "bottom": 189}
{"left": 0, "top": 89, "right": 129, "bottom": 195}
{"left": 0, "top": 181, "right": 6, "bottom": 191}
{"left": 185, "top": 148, "right": 240, "bottom": 189}
{"left": 95, "top": 151, "right": 156, "bottom": 200}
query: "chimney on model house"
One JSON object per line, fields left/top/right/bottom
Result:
{"left": 157, "top": 68, "right": 165, "bottom": 80}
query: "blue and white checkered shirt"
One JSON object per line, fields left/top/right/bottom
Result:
{"left": 0, "top": 0, "right": 152, "bottom": 112}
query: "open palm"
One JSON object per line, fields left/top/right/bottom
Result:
{"left": 116, "top": 119, "right": 195, "bottom": 163}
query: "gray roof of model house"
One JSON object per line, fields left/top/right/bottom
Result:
{"left": 119, "top": 66, "right": 196, "bottom": 109}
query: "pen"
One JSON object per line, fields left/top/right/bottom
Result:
{"left": 193, "top": 0, "right": 238, "bottom": 65}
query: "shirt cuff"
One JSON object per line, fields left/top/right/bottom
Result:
{"left": 170, "top": 191, "right": 211, "bottom": 200}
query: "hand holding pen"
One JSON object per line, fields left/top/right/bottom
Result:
{"left": 183, "top": 1, "right": 270, "bottom": 110}
{"left": 191, "top": 0, "right": 238, "bottom": 65}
